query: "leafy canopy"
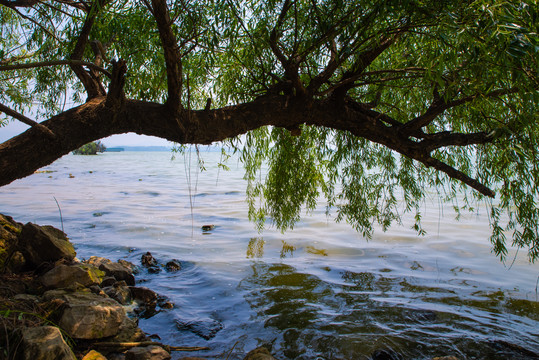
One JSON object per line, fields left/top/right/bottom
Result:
{"left": 0, "top": 0, "right": 537, "bottom": 261}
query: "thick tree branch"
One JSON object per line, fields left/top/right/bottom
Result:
{"left": 0, "top": 0, "right": 37, "bottom": 7}
{"left": 0, "top": 59, "right": 111, "bottom": 77}
{"left": 149, "top": 0, "right": 183, "bottom": 112}
{"left": 421, "top": 131, "right": 494, "bottom": 151}
{"left": 0, "top": 103, "right": 55, "bottom": 137}
{"left": 69, "top": 0, "right": 108, "bottom": 99}
{"left": 0, "top": 95, "right": 496, "bottom": 198}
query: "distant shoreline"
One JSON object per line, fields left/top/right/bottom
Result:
{"left": 105, "top": 146, "right": 171, "bottom": 152}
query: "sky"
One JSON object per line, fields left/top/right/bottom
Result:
{"left": 0, "top": 120, "right": 171, "bottom": 147}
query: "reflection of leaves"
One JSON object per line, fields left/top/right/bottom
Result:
{"left": 280, "top": 240, "right": 296, "bottom": 259}
{"left": 305, "top": 246, "right": 328, "bottom": 256}
{"left": 246, "top": 237, "right": 264, "bottom": 258}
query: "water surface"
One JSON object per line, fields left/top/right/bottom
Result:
{"left": 1, "top": 151, "right": 537, "bottom": 359}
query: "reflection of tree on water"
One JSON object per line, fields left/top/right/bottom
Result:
{"left": 280, "top": 240, "right": 296, "bottom": 258}
{"left": 239, "top": 262, "right": 539, "bottom": 360}
{"left": 247, "top": 238, "right": 265, "bottom": 258}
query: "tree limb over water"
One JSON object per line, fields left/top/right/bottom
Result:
{"left": 0, "top": 0, "right": 537, "bottom": 261}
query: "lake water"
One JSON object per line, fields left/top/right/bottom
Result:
{"left": 1, "top": 151, "right": 537, "bottom": 359}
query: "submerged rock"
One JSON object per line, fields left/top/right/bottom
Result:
{"left": 19, "top": 222, "right": 76, "bottom": 267}
{"left": 175, "top": 317, "right": 223, "bottom": 340}
{"left": 16, "top": 326, "right": 76, "bottom": 360}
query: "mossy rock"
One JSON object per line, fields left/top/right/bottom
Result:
{"left": 0, "top": 214, "right": 24, "bottom": 272}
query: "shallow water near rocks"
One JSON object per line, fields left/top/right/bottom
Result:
{"left": 1, "top": 151, "right": 538, "bottom": 359}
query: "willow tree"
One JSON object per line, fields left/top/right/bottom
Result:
{"left": 0, "top": 1, "right": 537, "bottom": 260}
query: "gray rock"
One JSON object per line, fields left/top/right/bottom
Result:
{"left": 40, "top": 264, "right": 104, "bottom": 289}
{"left": 45, "top": 290, "right": 126, "bottom": 339}
{"left": 19, "top": 223, "right": 76, "bottom": 267}
{"left": 99, "top": 261, "right": 135, "bottom": 285}
{"left": 16, "top": 326, "right": 76, "bottom": 360}
{"left": 125, "top": 345, "right": 171, "bottom": 360}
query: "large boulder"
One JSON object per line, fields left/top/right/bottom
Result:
{"left": 16, "top": 326, "right": 76, "bottom": 360}
{"left": 19, "top": 223, "right": 76, "bottom": 267}
{"left": 43, "top": 290, "right": 126, "bottom": 339}
{"left": 40, "top": 264, "right": 104, "bottom": 289}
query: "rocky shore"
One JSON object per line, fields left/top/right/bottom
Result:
{"left": 0, "top": 214, "right": 279, "bottom": 360}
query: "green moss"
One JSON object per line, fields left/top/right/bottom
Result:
{"left": 0, "top": 220, "right": 21, "bottom": 235}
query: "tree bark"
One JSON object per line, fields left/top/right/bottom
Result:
{"left": 0, "top": 94, "right": 495, "bottom": 197}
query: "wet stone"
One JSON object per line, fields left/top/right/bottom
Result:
{"left": 99, "top": 261, "right": 135, "bottom": 286}
{"left": 141, "top": 252, "right": 158, "bottom": 267}
{"left": 175, "top": 317, "right": 223, "bottom": 340}
{"left": 147, "top": 266, "right": 161, "bottom": 274}
{"left": 165, "top": 260, "right": 181, "bottom": 272}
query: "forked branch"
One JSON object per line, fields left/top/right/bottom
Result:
{"left": 0, "top": 103, "right": 55, "bottom": 137}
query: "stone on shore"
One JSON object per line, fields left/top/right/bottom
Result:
{"left": 16, "top": 326, "right": 76, "bottom": 360}
{"left": 103, "top": 280, "right": 132, "bottom": 304}
{"left": 99, "top": 261, "right": 136, "bottom": 285}
{"left": 125, "top": 345, "right": 171, "bottom": 360}
{"left": 85, "top": 256, "right": 112, "bottom": 267}
{"left": 40, "top": 264, "right": 104, "bottom": 289}
{"left": 19, "top": 222, "right": 76, "bottom": 267}
{"left": 43, "top": 290, "right": 126, "bottom": 339}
